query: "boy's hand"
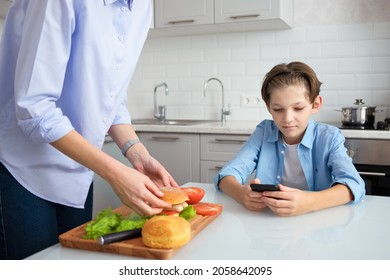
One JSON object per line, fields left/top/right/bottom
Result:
{"left": 240, "top": 179, "right": 268, "bottom": 211}
{"left": 261, "top": 184, "right": 312, "bottom": 216}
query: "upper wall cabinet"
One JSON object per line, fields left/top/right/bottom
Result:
{"left": 154, "top": 0, "right": 214, "bottom": 27}
{"left": 151, "top": 0, "right": 293, "bottom": 37}
{"left": 214, "top": 0, "right": 292, "bottom": 32}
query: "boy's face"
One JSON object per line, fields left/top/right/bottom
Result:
{"left": 267, "top": 84, "right": 322, "bottom": 145}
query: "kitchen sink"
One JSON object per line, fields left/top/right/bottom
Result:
{"left": 131, "top": 119, "right": 218, "bottom": 126}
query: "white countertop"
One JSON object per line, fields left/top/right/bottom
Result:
{"left": 27, "top": 182, "right": 390, "bottom": 260}
{"left": 132, "top": 120, "right": 259, "bottom": 135}
{"left": 133, "top": 120, "right": 390, "bottom": 139}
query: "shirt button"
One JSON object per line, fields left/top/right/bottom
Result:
{"left": 121, "top": 6, "right": 127, "bottom": 12}
{"left": 277, "top": 175, "right": 281, "bottom": 179}
{"left": 281, "top": 151, "right": 284, "bottom": 154}
{"left": 118, "top": 35, "right": 124, "bottom": 41}
{"left": 102, "top": 117, "right": 107, "bottom": 124}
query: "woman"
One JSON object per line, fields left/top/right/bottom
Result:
{"left": 0, "top": 0, "right": 176, "bottom": 259}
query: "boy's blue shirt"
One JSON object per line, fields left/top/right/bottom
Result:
{"left": 215, "top": 119, "right": 365, "bottom": 203}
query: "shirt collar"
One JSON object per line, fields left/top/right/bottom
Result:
{"left": 267, "top": 121, "right": 280, "bottom": 143}
{"left": 103, "top": 0, "right": 117, "bottom": 5}
{"left": 267, "top": 119, "right": 315, "bottom": 149}
{"left": 104, "top": 0, "right": 133, "bottom": 10}
{"left": 299, "top": 120, "right": 315, "bottom": 149}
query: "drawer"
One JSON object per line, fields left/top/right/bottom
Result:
{"left": 201, "top": 134, "right": 248, "bottom": 161}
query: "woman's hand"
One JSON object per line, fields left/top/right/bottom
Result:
{"left": 50, "top": 129, "right": 173, "bottom": 216}
{"left": 132, "top": 154, "right": 179, "bottom": 188}
{"left": 107, "top": 163, "right": 172, "bottom": 216}
{"left": 261, "top": 184, "right": 314, "bottom": 216}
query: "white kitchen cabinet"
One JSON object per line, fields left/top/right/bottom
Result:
{"left": 200, "top": 160, "right": 226, "bottom": 184}
{"left": 154, "top": 0, "right": 213, "bottom": 28}
{"left": 200, "top": 134, "right": 248, "bottom": 184}
{"left": 214, "top": 0, "right": 293, "bottom": 32}
{"left": 151, "top": 0, "right": 292, "bottom": 36}
{"left": 92, "top": 136, "right": 125, "bottom": 216}
{"left": 138, "top": 132, "right": 200, "bottom": 185}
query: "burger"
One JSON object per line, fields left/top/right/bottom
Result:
{"left": 140, "top": 187, "right": 195, "bottom": 249}
{"left": 141, "top": 215, "right": 191, "bottom": 249}
{"left": 159, "top": 186, "right": 189, "bottom": 216}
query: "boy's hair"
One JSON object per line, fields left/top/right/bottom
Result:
{"left": 261, "top": 61, "right": 322, "bottom": 106}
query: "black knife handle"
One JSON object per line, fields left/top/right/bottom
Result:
{"left": 98, "top": 228, "right": 142, "bottom": 245}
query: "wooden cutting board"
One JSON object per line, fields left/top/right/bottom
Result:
{"left": 59, "top": 204, "right": 222, "bottom": 260}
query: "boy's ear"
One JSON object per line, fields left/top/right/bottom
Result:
{"left": 312, "top": 96, "right": 322, "bottom": 112}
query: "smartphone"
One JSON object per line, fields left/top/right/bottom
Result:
{"left": 250, "top": 184, "right": 279, "bottom": 192}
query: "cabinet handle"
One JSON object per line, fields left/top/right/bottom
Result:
{"left": 214, "top": 165, "right": 224, "bottom": 170}
{"left": 214, "top": 138, "right": 246, "bottom": 144}
{"left": 151, "top": 136, "right": 180, "bottom": 141}
{"left": 230, "top": 14, "right": 260, "bottom": 20}
{"left": 358, "top": 171, "right": 387, "bottom": 177}
{"left": 168, "top": 19, "right": 195, "bottom": 25}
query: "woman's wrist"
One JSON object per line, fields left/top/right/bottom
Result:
{"left": 121, "top": 139, "right": 141, "bottom": 157}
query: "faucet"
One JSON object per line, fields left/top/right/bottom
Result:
{"left": 203, "top": 77, "right": 231, "bottom": 125}
{"left": 154, "top": 82, "right": 169, "bottom": 121}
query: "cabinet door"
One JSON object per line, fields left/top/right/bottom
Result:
{"left": 154, "top": 0, "right": 213, "bottom": 28}
{"left": 201, "top": 134, "right": 248, "bottom": 162}
{"left": 214, "top": 0, "right": 292, "bottom": 31}
{"left": 139, "top": 132, "right": 200, "bottom": 185}
{"left": 200, "top": 160, "right": 225, "bottom": 184}
{"left": 215, "top": 0, "right": 277, "bottom": 23}
{"left": 92, "top": 137, "right": 125, "bottom": 216}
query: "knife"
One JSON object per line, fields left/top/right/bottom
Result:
{"left": 98, "top": 228, "right": 142, "bottom": 245}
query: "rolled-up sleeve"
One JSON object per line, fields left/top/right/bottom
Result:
{"left": 112, "top": 98, "right": 131, "bottom": 125}
{"left": 214, "top": 123, "right": 264, "bottom": 189}
{"left": 14, "top": 0, "right": 75, "bottom": 143}
{"left": 328, "top": 132, "right": 365, "bottom": 203}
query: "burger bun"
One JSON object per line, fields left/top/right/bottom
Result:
{"left": 142, "top": 215, "right": 191, "bottom": 249}
{"left": 160, "top": 186, "right": 188, "bottom": 204}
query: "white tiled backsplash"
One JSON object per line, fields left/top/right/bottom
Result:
{"left": 1, "top": 1, "right": 389, "bottom": 124}
{"left": 128, "top": 21, "right": 390, "bottom": 123}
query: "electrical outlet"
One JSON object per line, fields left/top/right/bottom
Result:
{"left": 240, "top": 94, "right": 262, "bottom": 107}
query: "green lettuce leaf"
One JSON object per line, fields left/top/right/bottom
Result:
{"left": 179, "top": 205, "right": 196, "bottom": 220}
{"left": 83, "top": 207, "right": 121, "bottom": 240}
{"left": 115, "top": 218, "right": 147, "bottom": 232}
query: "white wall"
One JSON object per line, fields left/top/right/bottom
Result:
{"left": 1, "top": 1, "right": 389, "bottom": 123}
{"left": 128, "top": 0, "right": 390, "bottom": 123}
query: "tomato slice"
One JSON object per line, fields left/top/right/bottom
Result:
{"left": 193, "top": 202, "right": 223, "bottom": 216}
{"left": 180, "top": 187, "right": 205, "bottom": 204}
{"left": 160, "top": 210, "right": 180, "bottom": 216}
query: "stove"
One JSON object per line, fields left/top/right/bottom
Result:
{"left": 342, "top": 118, "right": 390, "bottom": 197}
{"left": 328, "top": 118, "right": 390, "bottom": 131}
{"left": 325, "top": 118, "right": 390, "bottom": 196}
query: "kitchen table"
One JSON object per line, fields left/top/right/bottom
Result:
{"left": 27, "top": 182, "right": 390, "bottom": 260}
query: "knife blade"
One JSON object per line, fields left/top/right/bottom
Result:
{"left": 98, "top": 228, "right": 142, "bottom": 245}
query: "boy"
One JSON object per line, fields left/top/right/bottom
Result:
{"left": 215, "top": 61, "right": 365, "bottom": 216}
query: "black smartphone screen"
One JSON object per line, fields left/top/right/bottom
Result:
{"left": 250, "top": 184, "right": 279, "bottom": 192}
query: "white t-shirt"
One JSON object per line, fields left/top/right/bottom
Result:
{"left": 281, "top": 141, "right": 309, "bottom": 190}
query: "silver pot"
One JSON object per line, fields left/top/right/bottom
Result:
{"left": 337, "top": 99, "right": 377, "bottom": 127}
